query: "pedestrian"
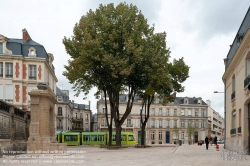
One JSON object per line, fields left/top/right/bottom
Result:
{"left": 205, "top": 136, "right": 209, "bottom": 150}
{"left": 214, "top": 136, "right": 217, "bottom": 146}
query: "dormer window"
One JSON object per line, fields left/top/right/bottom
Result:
{"left": 57, "top": 96, "right": 63, "bottom": 102}
{"left": 28, "top": 47, "right": 37, "bottom": 57}
{"left": 184, "top": 98, "right": 188, "bottom": 104}
{"left": 74, "top": 103, "right": 78, "bottom": 108}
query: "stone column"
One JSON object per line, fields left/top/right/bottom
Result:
{"left": 27, "top": 87, "right": 66, "bottom": 152}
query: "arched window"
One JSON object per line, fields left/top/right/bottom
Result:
{"left": 58, "top": 107, "right": 62, "bottom": 116}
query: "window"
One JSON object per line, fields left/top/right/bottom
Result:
{"left": 151, "top": 108, "right": 155, "bottom": 116}
{"left": 5, "top": 63, "right": 13, "bottom": 78}
{"left": 5, "top": 84, "right": 13, "bottom": 102}
{"left": 102, "top": 118, "right": 107, "bottom": 126}
{"left": 74, "top": 103, "right": 78, "bottom": 108}
{"left": 0, "top": 43, "right": 2, "bottom": 54}
{"left": 201, "top": 121, "right": 205, "bottom": 128}
{"left": 58, "top": 107, "right": 62, "bottom": 116}
{"left": 28, "top": 47, "right": 37, "bottom": 57}
{"left": 0, "top": 62, "right": 3, "bottom": 77}
{"left": 195, "top": 110, "right": 198, "bottom": 116}
{"left": 151, "top": 132, "right": 155, "bottom": 140}
{"left": 0, "top": 84, "right": 3, "bottom": 99}
{"left": 201, "top": 110, "right": 205, "bottom": 117}
{"left": 159, "top": 108, "right": 162, "bottom": 116}
{"left": 151, "top": 119, "right": 155, "bottom": 128}
{"left": 80, "top": 113, "right": 83, "bottom": 119}
{"left": 159, "top": 132, "right": 162, "bottom": 140}
{"left": 86, "top": 114, "right": 88, "bottom": 120}
{"left": 91, "top": 135, "right": 97, "bottom": 141}
{"left": 185, "top": 99, "right": 188, "bottom": 104}
{"left": 85, "top": 123, "right": 89, "bottom": 130}
{"left": 29, "top": 65, "right": 36, "bottom": 80}
{"left": 188, "top": 110, "right": 191, "bottom": 116}
{"left": 174, "top": 120, "right": 177, "bottom": 127}
{"left": 98, "top": 135, "right": 104, "bottom": 141}
{"left": 181, "top": 132, "right": 184, "bottom": 139}
{"left": 57, "top": 96, "right": 63, "bottom": 102}
{"left": 195, "top": 121, "right": 198, "bottom": 128}
{"left": 127, "top": 119, "right": 132, "bottom": 127}
{"left": 166, "top": 120, "right": 170, "bottom": 128}
{"left": 181, "top": 121, "right": 184, "bottom": 128}
{"left": 188, "top": 121, "right": 191, "bottom": 127}
{"left": 181, "top": 110, "right": 184, "bottom": 116}
{"left": 159, "top": 120, "right": 162, "bottom": 128}
{"left": 102, "top": 107, "right": 106, "bottom": 114}
{"left": 166, "top": 109, "right": 170, "bottom": 116}
{"left": 128, "top": 135, "right": 134, "bottom": 141}
{"left": 174, "top": 109, "right": 177, "bottom": 116}
{"left": 232, "top": 110, "right": 236, "bottom": 129}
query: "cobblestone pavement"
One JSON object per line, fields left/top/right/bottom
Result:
{"left": 0, "top": 144, "right": 249, "bottom": 166}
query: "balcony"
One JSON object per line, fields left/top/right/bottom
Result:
{"left": 230, "top": 128, "right": 236, "bottom": 135}
{"left": 238, "top": 127, "right": 241, "bottom": 134}
{"left": 244, "top": 74, "right": 250, "bottom": 88}
{"left": 231, "top": 91, "right": 235, "bottom": 100}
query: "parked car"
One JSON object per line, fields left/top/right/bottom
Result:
{"left": 217, "top": 140, "right": 224, "bottom": 144}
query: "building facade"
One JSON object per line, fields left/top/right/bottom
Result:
{"left": 223, "top": 7, "right": 250, "bottom": 154}
{"left": 97, "top": 94, "right": 208, "bottom": 145}
{"left": 0, "top": 29, "right": 57, "bottom": 111}
{"left": 206, "top": 100, "right": 224, "bottom": 140}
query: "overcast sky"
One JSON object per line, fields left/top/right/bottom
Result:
{"left": 1, "top": 0, "right": 249, "bottom": 116}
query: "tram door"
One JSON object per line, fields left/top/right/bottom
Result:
{"left": 59, "top": 132, "right": 62, "bottom": 143}
{"left": 166, "top": 132, "right": 170, "bottom": 143}
{"left": 80, "top": 132, "right": 82, "bottom": 145}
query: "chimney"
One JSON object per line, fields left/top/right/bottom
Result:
{"left": 22, "top": 28, "right": 32, "bottom": 42}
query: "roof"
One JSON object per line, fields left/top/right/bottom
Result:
{"left": 56, "top": 86, "right": 70, "bottom": 103}
{"left": 225, "top": 7, "right": 250, "bottom": 69}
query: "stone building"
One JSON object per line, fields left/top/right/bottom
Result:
{"left": 55, "top": 87, "right": 73, "bottom": 131}
{"left": 96, "top": 94, "right": 208, "bottom": 145}
{"left": 0, "top": 29, "right": 57, "bottom": 111}
{"left": 223, "top": 7, "right": 250, "bottom": 153}
{"left": 206, "top": 100, "right": 224, "bottom": 140}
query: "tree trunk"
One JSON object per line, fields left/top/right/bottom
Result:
{"left": 108, "top": 126, "right": 112, "bottom": 147}
{"left": 116, "top": 126, "right": 122, "bottom": 147}
{"left": 141, "top": 124, "right": 146, "bottom": 146}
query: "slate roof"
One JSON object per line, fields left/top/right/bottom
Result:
{"left": 225, "top": 7, "right": 250, "bottom": 69}
{"left": 2, "top": 35, "right": 55, "bottom": 73}
{"left": 175, "top": 97, "right": 207, "bottom": 106}
{"left": 56, "top": 86, "right": 69, "bottom": 103}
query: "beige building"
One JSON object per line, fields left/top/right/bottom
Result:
{"left": 0, "top": 29, "right": 57, "bottom": 111}
{"left": 223, "top": 7, "right": 250, "bottom": 154}
{"left": 97, "top": 94, "right": 208, "bottom": 145}
{"left": 206, "top": 100, "right": 224, "bottom": 140}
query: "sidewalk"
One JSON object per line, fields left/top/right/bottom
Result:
{"left": 0, "top": 144, "right": 249, "bottom": 166}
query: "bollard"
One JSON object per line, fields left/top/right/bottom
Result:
{"left": 216, "top": 143, "right": 219, "bottom": 151}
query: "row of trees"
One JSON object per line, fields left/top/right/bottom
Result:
{"left": 173, "top": 125, "right": 195, "bottom": 145}
{"left": 63, "top": 2, "right": 189, "bottom": 147}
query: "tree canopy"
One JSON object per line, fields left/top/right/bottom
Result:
{"left": 63, "top": 2, "right": 189, "bottom": 146}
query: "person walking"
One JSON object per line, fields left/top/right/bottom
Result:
{"left": 205, "top": 136, "right": 209, "bottom": 150}
{"left": 214, "top": 136, "right": 217, "bottom": 146}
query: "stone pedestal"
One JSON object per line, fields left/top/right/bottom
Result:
{"left": 27, "top": 88, "right": 66, "bottom": 152}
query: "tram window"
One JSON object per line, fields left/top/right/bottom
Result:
{"left": 64, "top": 135, "right": 78, "bottom": 141}
{"left": 128, "top": 135, "right": 134, "bottom": 141}
{"left": 112, "top": 135, "right": 116, "bottom": 141}
{"left": 98, "top": 135, "right": 104, "bottom": 141}
{"left": 91, "top": 135, "right": 97, "bottom": 141}
{"left": 121, "top": 135, "right": 126, "bottom": 141}
{"left": 83, "top": 135, "right": 90, "bottom": 141}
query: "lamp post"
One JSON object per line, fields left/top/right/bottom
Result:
{"left": 214, "top": 91, "right": 226, "bottom": 149}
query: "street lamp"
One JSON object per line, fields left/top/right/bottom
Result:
{"left": 214, "top": 90, "right": 226, "bottom": 149}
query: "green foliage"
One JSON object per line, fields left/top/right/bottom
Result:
{"left": 173, "top": 125, "right": 180, "bottom": 139}
{"left": 187, "top": 125, "right": 195, "bottom": 139}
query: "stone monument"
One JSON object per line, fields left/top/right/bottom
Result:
{"left": 27, "top": 83, "right": 66, "bottom": 152}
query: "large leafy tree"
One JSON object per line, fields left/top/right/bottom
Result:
{"left": 138, "top": 32, "right": 189, "bottom": 146}
{"left": 63, "top": 2, "right": 152, "bottom": 146}
{"left": 62, "top": 2, "right": 189, "bottom": 147}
